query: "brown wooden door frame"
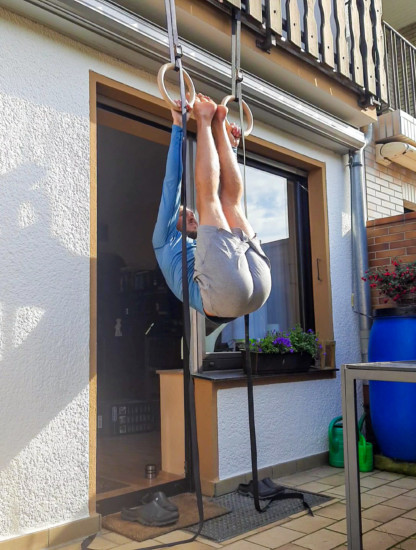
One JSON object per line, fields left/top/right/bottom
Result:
{"left": 89, "top": 70, "right": 335, "bottom": 513}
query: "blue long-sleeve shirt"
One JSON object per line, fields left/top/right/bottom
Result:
{"left": 152, "top": 125, "right": 205, "bottom": 315}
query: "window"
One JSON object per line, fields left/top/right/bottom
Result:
{"left": 201, "top": 156, "right": 314, "bottom": 371}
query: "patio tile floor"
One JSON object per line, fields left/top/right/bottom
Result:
{"left": 53, "top": 465, "right": 416, "bottom": 550}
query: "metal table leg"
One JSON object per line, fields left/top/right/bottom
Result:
{"left": 341, "top": 365, "right": 362, "bottom": 549}
{"left": 342, "top": 362, "right": 416, "bottom": 550}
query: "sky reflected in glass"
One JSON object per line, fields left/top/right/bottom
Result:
{"left": 240, "top": 164, "right": 289, "bottom": 243}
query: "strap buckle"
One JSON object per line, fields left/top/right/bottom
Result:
{"left": 174, "top": 44, "right": 183, "bottom": 70}
{"left": 231, "top": 8, "right": 243, "bottom": 101}
{"left": 175, "top": 44, "right": 183, "bottom": 59}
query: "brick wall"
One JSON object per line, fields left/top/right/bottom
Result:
{"left": 365, "top": 142, "right": 416, "bottom": 220}
{"left": 366, "top": 212, "right": 416, "bottom": 308}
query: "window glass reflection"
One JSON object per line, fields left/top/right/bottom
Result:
{"left": 243, "top": 165, "right": 288, "bottom": 243}
{"left": 205, "top": 162, "right": 309, "bottom": 355}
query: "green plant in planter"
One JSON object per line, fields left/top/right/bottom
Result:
{"left": 249, "top": 324, "right": 321, "bottom": 358}
{"left": 362, "top": 258, "right": 416, "bottom": 305}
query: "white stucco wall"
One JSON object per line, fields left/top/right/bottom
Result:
{"left": 0, "top": 4, "right": 361, "bottom": 539}
{"left": 0, "top": 7, "right": 163, "bottom": 540}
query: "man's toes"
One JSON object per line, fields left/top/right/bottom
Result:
{"left": 215, "top": 104, "right": 228, "bottom": 122}
{"left": 208, "top": 97, "right": 218, "bottom": 109}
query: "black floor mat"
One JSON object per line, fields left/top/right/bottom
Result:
{"left": 186, "top": 487, "right": 333, "bottom": 542}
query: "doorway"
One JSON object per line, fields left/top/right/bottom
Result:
{"left": 95, "top": 101, "right": 190, "bottom": 514}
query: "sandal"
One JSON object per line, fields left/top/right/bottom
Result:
{"left": 121, "top": 500, "right": 179, "bottom": 526}
{"left": 262, "top": 477, "right": 285, "bottom": 493}
{"left": 238, "top": 478, "right": 283, "bottom": 499}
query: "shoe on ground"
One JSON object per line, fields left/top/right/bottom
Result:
{"left": 142, "top": 491, "right": 178, "bottom": 513}
{"left": 238, "top": 479, "right": 285, "bottom": 499}
{"left": 262, "top": 477, "right": 285, "bottom": 493}
{"left": 121, "top": 499, "right": 179, "bottom": 526}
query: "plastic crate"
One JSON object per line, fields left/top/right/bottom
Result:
{"left": 98, "top": 400, "right": 159, "bottom": 436}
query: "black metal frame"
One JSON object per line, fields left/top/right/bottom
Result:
{"left": 295, "top": 178, "right": 315, "bottom": 332}
{"left": 383, "top": 21, "right": 416, "bottom": 118}
{"left": 201, "top": 155, "right": 314, "bottom": 371}
{"left": 246, "top": 156, "right": 315, "bottom": 333}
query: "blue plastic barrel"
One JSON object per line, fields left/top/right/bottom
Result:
{"left": 368, "top": 308, "right": 416, "bottom": 462}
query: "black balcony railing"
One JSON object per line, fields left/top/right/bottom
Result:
{"left": 383, "top": 21, "right": 416, "bottom": 118}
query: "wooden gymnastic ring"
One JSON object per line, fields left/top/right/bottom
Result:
{"left": 220, "top": 95, "right": 253, "bottom": 137}
{"left": 157, "top": 62, "right": 196, "bottom": 111}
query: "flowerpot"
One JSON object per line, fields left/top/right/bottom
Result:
{"left": 243, "top": 351, "right": 312, "bottom": 375}
{"left": 368, "top": 307, "right": 416, "bottom": 462}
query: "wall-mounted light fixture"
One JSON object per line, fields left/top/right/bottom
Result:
{"left": 376, "top": 141, "right": 416, "bottom": 172}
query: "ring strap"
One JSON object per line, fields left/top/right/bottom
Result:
{"left": 165, "top": 0, "right": 181, "bottom": 68}
{"left": 231, "top": 8, "right": 243, "bottom": 101}
{"left": 132, "top": 2, "right": 204, "bottom": 549}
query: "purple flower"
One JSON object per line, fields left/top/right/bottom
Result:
{"left": 273, "top": 337, "right": 291, "bottom": 347}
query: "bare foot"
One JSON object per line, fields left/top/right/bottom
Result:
{"left": 193, "top": 93, "right": 217, "bottom": 123}
{"left": 213, "top": 105, "right": 241, "bottom": 148}
{"left": 213, "top": 104, "right": 228, "bottom": 125}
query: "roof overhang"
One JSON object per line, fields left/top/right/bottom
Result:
{"left": 0, "top": 0, "right": 366, "bottom": 153}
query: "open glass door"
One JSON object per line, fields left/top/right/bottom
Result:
{"left": 95, "top": 99, "right": 193, "bottom": 514}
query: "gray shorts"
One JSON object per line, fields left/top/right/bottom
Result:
{"left": 194, "top": 226, "right": 272, "bottom": 318}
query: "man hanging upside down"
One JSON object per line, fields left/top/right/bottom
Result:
{"left": 152, "top": 93, "right": 271, "bottom": 322}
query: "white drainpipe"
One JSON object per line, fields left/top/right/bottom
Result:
{"left": 349, "top": 125, "right": 373, "bottom": 362}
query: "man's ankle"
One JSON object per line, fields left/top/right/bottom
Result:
{"left": 196, "top": 119, "right": 214, "bottom": 128}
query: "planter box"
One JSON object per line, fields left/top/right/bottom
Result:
{"left": 243, "top": 351, "right": 312, "bottom": 375}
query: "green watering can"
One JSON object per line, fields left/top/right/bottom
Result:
{"left": 328, "top": 416, "right": 345, "bottom": 468}
{"left": 358, "top": 434, "right": 374, "bottom": 472}
{"left": 328, "top": 414, "right": 372, "bottom": 471}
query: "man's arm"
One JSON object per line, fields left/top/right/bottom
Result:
{"left": 152, "top": 124, "right": 183, "bottom": 249}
